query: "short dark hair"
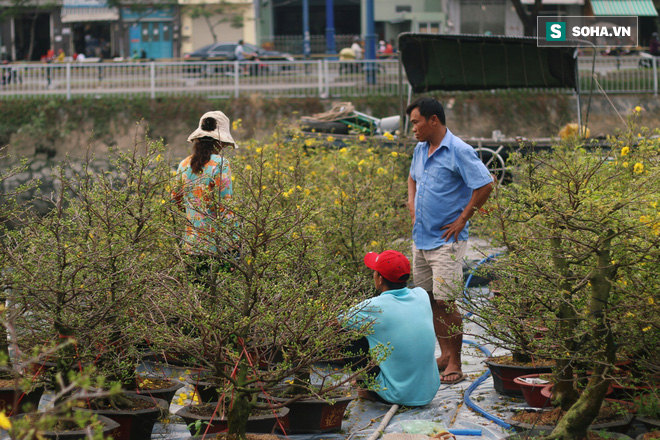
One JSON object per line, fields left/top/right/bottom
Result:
{"left": 406, "top": 97, "right": 446, "bottom": 125}
{"left": 379, "top": 272, "right": 409, "bottom": 290}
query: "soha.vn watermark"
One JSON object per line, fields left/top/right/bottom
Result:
{"left": 537, "top": 16, "right": 638, "bottom": 47}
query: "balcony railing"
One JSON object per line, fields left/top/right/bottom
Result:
{"left": 1, "top": 55, "right": 657, "bottom": 100}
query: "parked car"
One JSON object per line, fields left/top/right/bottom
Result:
{"left": 184, "top": 42, "right": 295, "bottom": 75}
{"left": 184, "top": 42, "right": 295, "bottom": 62}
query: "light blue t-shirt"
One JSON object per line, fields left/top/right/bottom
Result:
{"left": 342, "top": 287, "right": 440, "bottom": 406}
{"left": 409, "top": 128, "right": 493, "bottom": 250}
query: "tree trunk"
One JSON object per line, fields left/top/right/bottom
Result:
{"left": 510, "top": 0, "right": 543, "bottom": 37}
{"left": 27, "top": 10, "right": 38, "bottom": 61}
{"left": 204, "top": 15, "right": 218, "bottom": 43}
{"left": 550, "top": 233, "right": 579, "bottom": 409}
{"left": 227, "top": 389, "right": 250, "bottom": 440}
{"left": 548, "top": 368, "right": 611, "bottom": 440}
{"left": 548, "top": 233, "right": 617, "bottom": 440}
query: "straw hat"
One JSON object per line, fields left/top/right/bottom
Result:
{"left": 187, "top": 111, "right": 238, "bottom": 148}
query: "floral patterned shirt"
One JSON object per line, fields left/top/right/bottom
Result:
{"left": 173, "top": 154, "right": 233, "bottom": 254}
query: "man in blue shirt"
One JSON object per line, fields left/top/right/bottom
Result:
{"left": 341, "top": 250, "right": 440, "bottom": 406}
{"left": 406, "top": 97, "right": 493, "bottom": 384}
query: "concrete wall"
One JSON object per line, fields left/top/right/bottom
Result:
{"left": 2, "top": 93, "right": 658, "bottom": 163}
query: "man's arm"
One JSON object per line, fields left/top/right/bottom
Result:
{"left": 440, "top": 182, "right": 493, "bottom": 242}
{"left": 407, "top": 175, "right": 416, "bottom": 225}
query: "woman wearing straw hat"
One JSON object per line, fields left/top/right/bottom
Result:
{"left": 173, "top": 111, "right": 238, "bottom": 283}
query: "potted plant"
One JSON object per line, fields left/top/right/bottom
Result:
{"left": 465, "top": 110, "right": 660, "bottom": 439}
{"left": 1, "top": 140, "right": 176, "bottom": 439}
{"left": 513, "top": 374, "right": 553, "bottom": 408}
{"left": 143, "top": 133, "right": 400, "bottom": 439}
{"left": 634, "top": 391, "right": 660, "bottom": 432}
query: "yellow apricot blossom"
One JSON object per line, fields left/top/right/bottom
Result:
{"left": 620, "top": 146, "right": 629, "bottom": 156}
{"left": 633, "top": 162, "right": 644, "bottom": 174}
{"left": 0, "top": 411, "right": 10, "bottom": 430}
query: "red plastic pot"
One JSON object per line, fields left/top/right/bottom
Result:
{"left": 485, "top": 358, "right": 554, "bottom": 397}
{"left": 513, "top": 374, "right": 553, "bottom": 408}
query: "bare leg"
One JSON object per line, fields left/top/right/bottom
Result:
{"left": 432, "top": 299, "right": 463, "bottom": 381}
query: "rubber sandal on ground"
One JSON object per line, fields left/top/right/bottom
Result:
{"left": 440, "top": 371, "right": 467, "bottom": 384}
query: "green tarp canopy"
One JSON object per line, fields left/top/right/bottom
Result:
{"left": 398, "top": 33, "right": 578, "bottom": 93}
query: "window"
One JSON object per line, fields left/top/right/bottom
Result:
{"left": 460, "top": 0, "right": 505, "bottom": 35}
{"left": 396, "top": 5, "right": 412, "bottom": 13}
{"left": 419, "top": 22, "right": 441, "bottom": 34}
{"left": 142, "top": 23, "right": 150, "bottom": 43}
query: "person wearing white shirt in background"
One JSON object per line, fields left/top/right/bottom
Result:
{"left": 351, "top": 37, "right": 363, "bottom": 60}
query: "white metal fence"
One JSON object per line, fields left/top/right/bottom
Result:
{"left": 0, "top": 59, "right": 402, "bottom": 100}
{"left": 577, "top": 54, "right": 659, "bottom": 95}
{"left": 1, "top": 55, "right": 657, "bottom": 100}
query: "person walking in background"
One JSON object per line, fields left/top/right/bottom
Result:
{"left": 351, "top": 37, "right": 364, "bottom": 60}
{"left": 649, "top": 32, "right": 660, "bottom": 56}
{"left": 172, "top": 111, "right": 238, "bottom": 282}
{"left": 406, "top": 97, "right": 494, "bottom": 385}
{"left": 235, "top": 40, "right": 246, "bottom": 61}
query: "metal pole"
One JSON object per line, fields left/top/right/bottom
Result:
{"left": 323, "top": 58, "right": 329, "bottom": 97}
{"left": 317, "top": 60, "right": 323, "bottom": 97}
{"left": 66, "top": 63, "right": 71, "bottom": 101}
{"left": 653, "top": 56, "right": 658, "bottom": 96}
{"left": 325, "top": 0, "right": 336, "bottom": 55}
{"left": 234, "top": 61, "right": 240, "bottom": 98}
{"left": 150, "top": 62, "right": 156, "bottom": 99}
{"left": 364, "top": 0, "right": 376, "bottom": 84}
{"left": 398, "top": 52, "right": 404, "bottom": 133}
{"left": 302, "top": 0, "right": 311, "bottom": 59}
{"left": 574, "top": 51, "right": 582, "bottom": 134}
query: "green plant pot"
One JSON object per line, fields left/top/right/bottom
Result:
{"left": 77, "top": 394, "right": 168, "bottom": 440}
{"left": 263, "top": 390, "right": 356, "bottom": 433}
{"left": 485, "top": 358, "right": 553, "bottom": 397}
{"left": 0, "top": 384, "right": 44, "bottom": 415}
{"left": 130, "top": 377, "right": 184, "bottom": 405}
{"left": 506, "top": 412, "right": 634, "bottom": 435}
{"left": 636, "top": 416, "right": 660, "bottom": 432}
{"left": 176, "top": 403, "right": 289, "bottom": 436}
{"left": 9, "top": 414, "right": 120, "bottom": 440}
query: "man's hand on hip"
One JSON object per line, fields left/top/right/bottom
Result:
{"left": 440, "top": 217, "right": 467, "bottom": 242}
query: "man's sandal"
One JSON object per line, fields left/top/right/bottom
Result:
{"left": 440, "top": 371, "right": 467, "bottom": 384}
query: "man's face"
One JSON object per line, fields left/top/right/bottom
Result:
{"left": 409, "top": 108, "right": 436, "bottom": 142}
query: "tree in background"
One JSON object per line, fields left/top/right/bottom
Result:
{"left": 511, "top": 0, "right": 543, "bottom": 37}
{"left": 183, "top": 1, "right": 245, "bottom": 44}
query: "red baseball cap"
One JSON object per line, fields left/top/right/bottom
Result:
{"left": 364, "top": 250, "right": 410, "bottom": 283}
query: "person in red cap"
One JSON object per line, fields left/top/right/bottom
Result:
{"left": 340, "top": 250, "right": 440, "bottom": 406}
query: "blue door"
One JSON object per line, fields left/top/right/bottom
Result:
{"left": 129, "top": 22, "right": 173, "bottom": 59}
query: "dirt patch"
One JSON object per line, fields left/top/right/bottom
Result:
{"left": 191, "top": 435, "right": 280, "bottom": 440}
{"left": 0, "top": 378, "right": 15, "bottom": 387}
{"left": 640, "top": 432, "right": 660, "bottom": 440}
{"left": 138, "top": 378, "right": 178, "bottom": 391}
{"left": 489, "top": 355, "right": 555, "bottom": 368}
{"left": 88, "top": 394, "right": 158, "bottom": 411}
{"left": 16, "top": 413, "right": 105, "bottom": 433}
{"left": 512, "top": 404, "right": 627, "bottom": 426}
{"left": 187, "top": 403, "right": 280, "bottom": 419}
